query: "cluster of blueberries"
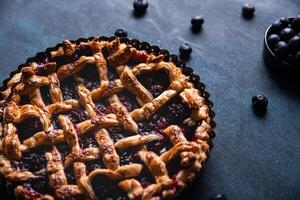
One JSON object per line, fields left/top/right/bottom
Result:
{"left": 267, "top": 16, "right": 300, "bottom": 66}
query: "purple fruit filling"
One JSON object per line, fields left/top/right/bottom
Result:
{"left": 136, "top": 166, "right": 156, "bottom": 189}
{"left": 79, "top": 130, "right": 98, "bottom": 149}
{"left": 65, "top": 167, "right": 76, "bottom": 185}
{"left": 51, "top": 114, "right": 61, "bottom": 129}
{"left": 138, "top": 95, "right": 191, "bottom": 136}
{"left": 24, "top": 171, "right": 52, "bottom": 196}
{"left": 17, "top": 117, "right": 43, "bottom": 141}
{"left": 166, "top": 156, "right": 182, "bottom": 178}
{"left": 19, "top": 94, "right": 31, "bottom": 105}
{"left": 53, "top": 44, "right": 93, "bottom": 67}
{"left": 106, "top": 63, "right": 119, "bottom": 81}
{"left": 61, "top": 76, "right": 78, "bottom": 101}
{"left": 118, "top": 90, "right": 140, "bottom": 112}
{"left": 117, "top": 147, "right": 142, "bottom": 165}
{"left": 14, "top": 146, "right": 51, "bottom": 173}
{"left": 91, "top": 174, "right": 128, "bottom": 200}
{"left": 136, "top": 70, "right": 170, "bottom": 98}
{"left": 55, "top": 142, "right": 71, "bottom": 162}
{"left": 40, "top": 85, "right": 52, "bottom": 105}
{"left": 78, "top": 64, "right": 100, "bottom": 90}
{"left": 107, "top": 126, "right": 134, "bottom": 143}
{"left": 85, "top": 159, "right": 105, "bottom": 175}
{"left": 146, "top": 137, "right": 172, "bottom": 155}
{"left": 67, "top": 106, "right": 88, "bottom": 124}
{"left": 95, "top": 98, "right": 111, "bottom": 116}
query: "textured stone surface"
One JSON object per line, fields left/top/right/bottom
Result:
{"left": 0, "top": 0, "right": 299, "bottom": 199}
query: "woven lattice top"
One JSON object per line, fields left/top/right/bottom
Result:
{"left": 0, "top": 37, "right": 213, "bottom": 200}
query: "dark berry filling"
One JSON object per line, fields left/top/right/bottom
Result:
{"left": 53, "top": 44, "right": 93, "bottom": 67}
{"left": 67, "top": 106, "right": 88, "bottom": 124}
{"left": 56, "top": 142, "right": 71, "bottom": 161}
{"left": 95, "top": 98, "right": 112, "bottom": 116}
{"left": 166, "top": 156, "right": 182, "bottom": 178}
{"left": 13, "top": 145, "right": 51, "bottom": 173}
{"left": 40, "top": 85, "right": 52, "bottom": 105}
{"left": 16, "top": 117, "right": 43, "bottom": 141}
{"left": 135, "top": 165, "right": 156, "bottom": 189}
{"left": 61, "top": 76, "right": 78, "bottom": 101}
{"left": 118, "top": 90, "right": 140, "bottom": 111}
{"left": 136, "top": 70, "right": 170, "bottom": 98}
{"left": 107, "top": 68, "right": 119, "bottom": 80}
{"left": 138, "top": 115, "right": 169, "bottom": 135}
{"left": 25, "top": 171, "right": 52, "bottom": 196}
{"left": 85, "top": 159, "right": 105, "bottom": 175}
{"left": 138, "top": 95, "right": 191, "bottom": 136}
{"left": 77, "top": 64, "right": 100, "bottom": 90}
{"left": 161, "top": 95, "right": 191, "bottom": 124}
{"left": 19, "top": 95, "right": 31, "bottom": 105}
{"left": 79, "top": 130, "right": 98, "bottom": 149}
{"left": 51, "top": 114, "right": 61, "bottom": 129}
{"left": 65, "top": 167, "right": 76, "bottom": 185}
{"left": 180, "top": 122, "right": 198, "bottom": 141}
{"left": 107, "top": 126, "right": 134, "bottom": 143}
{"left": 117, "top": 147, "right": 142, "bottom": 165}
{"left": 146, "top": 137, "right": 172, "bottom": 155}
{"left": 91, "top": 174, "right": 128, "bottom": 200}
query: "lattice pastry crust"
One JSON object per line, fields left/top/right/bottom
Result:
{"left": 0, "top": 36, "right": 214, "bottom": 200}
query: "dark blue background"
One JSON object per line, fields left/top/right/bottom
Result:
{"left": 0, "top": 0, "right": 299, "bottom": 199}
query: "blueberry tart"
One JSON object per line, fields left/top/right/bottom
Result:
{"left": 0, "top": 36, "right": 214, "bottom": 200}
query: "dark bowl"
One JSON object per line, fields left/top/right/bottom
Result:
{"left": 263, "top": 17, "right": 300, "bottom": 78}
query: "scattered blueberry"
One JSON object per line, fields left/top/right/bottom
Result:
{"left": 133, "top": 0, "right": 148, "bottom": 14}
{"left": 242, "top": 3, "right": 255, "bottom": 18}
{"left": 211, "top": 194, "right": 227, "bottom": 200}
{"left": 114, "top": 29, "right": 128, "bottom": 37}
{"left": 252, "top": 94, "right": 268, "bottom": 112}
{"left": 279, "top": 17, "right": 290, "bottom": 27}
{"left": 191, "top": 16, "right": 204, "bottom": 28}
{"left": 280, "top": 27, "right": 295, "bottom": 41}
{"left": 288, "top": 35, "right": 300, "bottom": 53}
{"left": 291, "top": 15, "right": 300, "bottom": 30}
{"left": 269, "top": 20, "right": 284, "bottom": 33}
{"left": 267, "top": 34, "right": 280, "bottom": 47}
{"left": 274, "top": 41, "right": 289, "bottom": 58}
{"left": 179, "top": 43, "right": 192, "bottom": 59}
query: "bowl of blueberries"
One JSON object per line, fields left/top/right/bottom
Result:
{"left": 263, "top": 15, "right": 300, "bottom": 76}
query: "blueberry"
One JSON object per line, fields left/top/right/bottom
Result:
{"left": 211, "top": 194, "right": 227, "bottom": 200}
{"left": 252, "top": 95, "right": 268, "bottom": 112}
{"left": 267, "top": 34, "right": 280, "bottom": 47}
{"left": 291, "top": 15, "right": 300, "bottom": 30}
{"left": 279, "top": 17, "right": 290, "bottom": 26}
{"left": 280, "top": 27, "right": 295, "bottom": 41}
{"left": 274, "top": 41, "right": 289, "bottom": 58}
{"left": 288, "top": 35, "right": 300, "bottom": 53}
{"left": 179, "top": 43, "right": 192, "bottom": 59}
{"left": 242, "top": 3, "right": 255, "bottom": 18}
{"left": 269, "top": 20, "right": 284, "bottom": 34}
{"left": 133, "top": 0, "right": 148, "bottom": 13}
{"left": 191, "top": 16, "right": 204, "bottom": 28}
{"left": 114, "top": 28, "right": 128, "bottom": 37}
